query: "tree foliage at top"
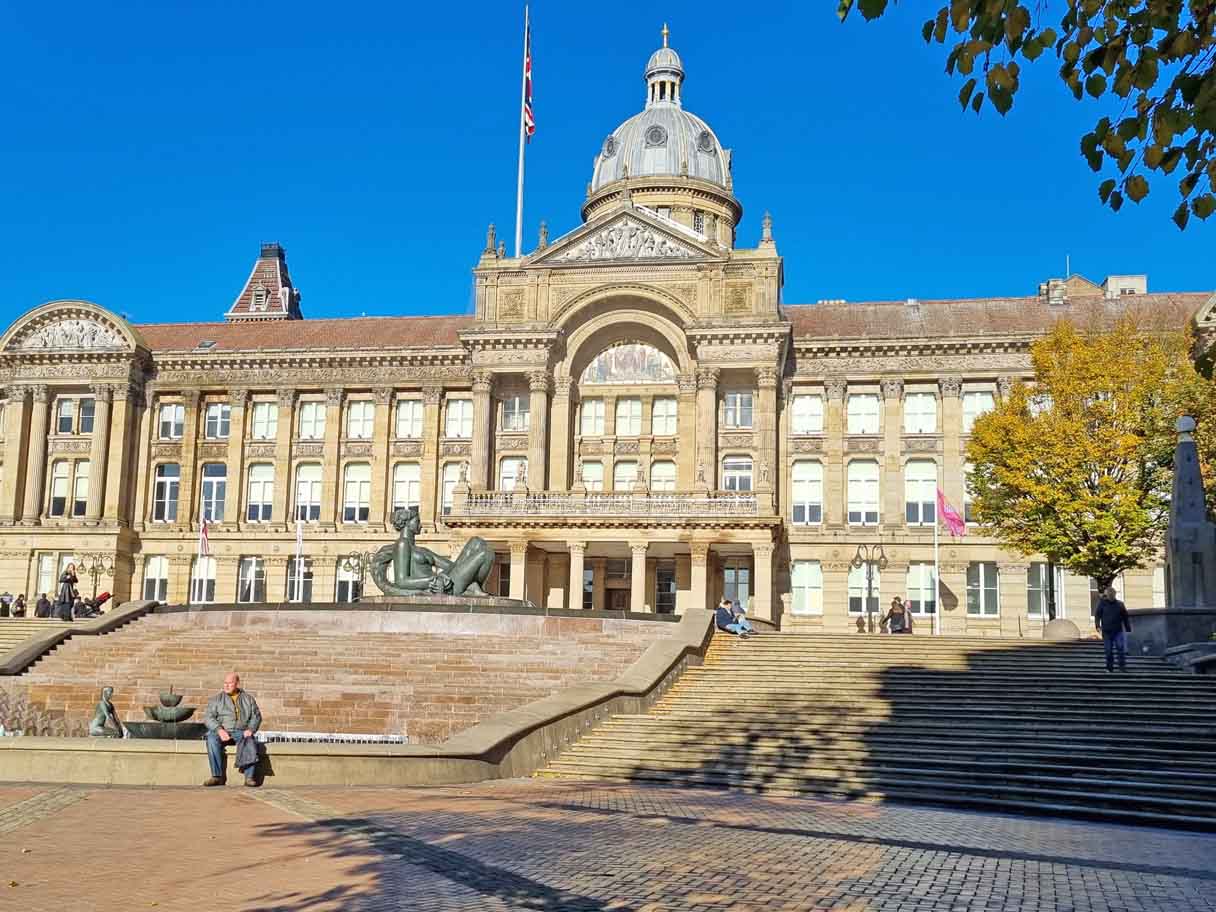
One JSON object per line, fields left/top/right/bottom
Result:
{"left": 966, "top": 315, "right": 1215, "bottom": 589}
{"left": 838, "top": 0, "right": 1216, "bottom": 228}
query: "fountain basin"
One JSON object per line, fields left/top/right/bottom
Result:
{"left": 144, "top": 704, "right": 196, "bottom": 724}
{"left": 122, "top": 721, "right": 208, "bottom": 740}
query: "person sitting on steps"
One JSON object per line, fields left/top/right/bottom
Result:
{"left": 715, "top": 598, "right": 753, "bottom": 638}
{"left": 202, "top": 672, "right": 263, "bottom": 787}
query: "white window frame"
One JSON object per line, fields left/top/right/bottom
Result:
{"left": 392, "top": 462, "right": 421, "bottom": 511}
{"left": 580, "top": 398, "right": 605, "bottom": 436}
{"left": 791, "top": 394, "right": 824, "bottom": 434}
{"left": 199, "top": 463, "right": 226, "bottom": 523}
{"left": 847, "top": 394, "right": 880, "bottom": 435}
{"left": 905, "top": 562, "right": 937, "bottom": 615}
{"left": 246, "top": 464, "right": 274, "bottom": 523}
{"left": 336, "top": 561, "right": 362, "bottom": 603}
{"left": 501, "top": 394, "right": 530, "bottom": 432}
{"left": 71, "top": 460, "right": 89, "bottom": 517}
{"left": 78, "top": 398, "right": 95, "bottom": 434}
{"left": 445, "top": 399, "right": 473, "bottom": 439}
{"left": 49, "top": 460, "right": 71, "bottom": 517}
{"left": 152, "top": 463, "right": 180, "bottom": 523}
{"left": 615, "top": 398, "right": 642, "bottom": 436}
{"left": 722, "top": 456, "right": 753, "bottom": 492}
{"left": 342, "top": 463, "right": 371, "bottom": 524}
{"left": 962, "top": 391, "right": 995, "bottom": 434}
{"left": 651, "top": 397, "right": 677, "bottom": 436}
{"left": 237, "top": 556, "right": 266, "bottom": 604}
{"left": 650, "top": 460, "right": 676, "bottom": 491}
{"left": 791, "top": 560, "right": 824, "bottom": 615}
{"left": 395, "top": 399, "right": 423, "bottom": 439}
{"left": 295, "top": 463, "right": 322, "bottom": 522}
{"left": 298, "top": 401, "right": 326, "bottom": 440}
{"left": 903, "top": 392, "right": 937, "bottom": 434}
{"left": 724, "top": 391, "right": 754, "bottom": 429}
{"left": 848, "top": 563, "right": 882, "bottom": 615}
{"left": 204, "top": 403, "right": 231, "bottom": 440}
{"left": 581, "top": 460, "right": 604, "bottom": 491}
{"left": 1028, "top": 562, "right": 1067, "bottom": 618}
{"left": 142, "top": 555, "right": 169, "bottom": 602}
{"left": 286, "top": 556, "right": 313, "bottom": 604}
{"left": 441, "top": 462, "right": 460, "bottom": 515}
{"left": 847, "top": 460, "right": 880, "bottom": 526}
{"left": 190, "top": 556, "right": 216, "bottom": 605}
{"left": 904, "top": 459, "right": 937, "bottom": 526}
{"left": 612, "top": 460, "right": 638, "bottom": 492}
{"left": 250, "top": 402, "right": 278, "bottom": 440}
{"left": 346, "top": 400, "right": 375, "bottom": 440}
{"left": 791, "top": 460, "right": 823, "bottom": 526}
{"left": 158, "top": 403, "right": 185, "bottom": 440}
{"left": 967, "top": 562, "right": 1000, "bottom": 616}
{"left": 56, "top": 398, "right": 75, "bottom": 435}
{"left": 722, "top": 560, "right": 751, "bottom": 610}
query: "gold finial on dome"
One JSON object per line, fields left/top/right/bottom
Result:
{"left": 661, "top": 23, "right": 669, "bottom": 48}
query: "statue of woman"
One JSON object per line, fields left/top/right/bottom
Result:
{"left": 369, "top": 507, "right": 494, "bottom": 598}
{"left": 89, "top": 686, "right": 124, "bottom": 738}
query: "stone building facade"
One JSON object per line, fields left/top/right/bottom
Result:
{"left": 2, "top": 35, "right": 1214, "bottom": 634}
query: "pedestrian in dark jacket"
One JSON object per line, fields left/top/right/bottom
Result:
{"left": 34, "top": 594, "right": 51, "bottom": 618}
{"left": 11, "top": 594, "right": 26, "bottom": 617}
{"left": 1093, "top": 586, "right": 1131, "bottom": 672}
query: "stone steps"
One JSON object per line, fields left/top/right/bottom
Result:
{"left": 0, "top": 620, "right": 70, "bottom": 655}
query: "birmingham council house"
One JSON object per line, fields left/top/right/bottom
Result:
{"left": 3, "top": 36, "right": 1214, "bottom": 634}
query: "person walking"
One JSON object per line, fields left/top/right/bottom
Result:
{"left": 880, "top": 597, "right": 912, "bottom": 634}
{"left": 1093, "top": 585, "right": 1132, "bottom": 672}
{"left": 11, "top": 594, "right": 26, "bottom": 618}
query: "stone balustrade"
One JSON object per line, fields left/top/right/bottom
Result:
{"left": 452, "top": 489, "right": 769, "bottom": 519}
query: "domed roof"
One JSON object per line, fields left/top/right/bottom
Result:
{"left": 590, "top": 32, "right": 730, "bottom": 194}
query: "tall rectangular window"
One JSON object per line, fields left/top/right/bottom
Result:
{"left": 582, "top": 567, "right": 594, "bottom": 610}
{"left": 342, "top": 463, "right": 371, "bottom": 523}
{"left": 395, "top": 400, "right": 423, "bottom": 438}
{"left": 581, "top": 460, "right": 604, "bottom": 491}
{"left": 722, "top": 456, "right": 753, "bottom": 492}
{"left": 441, "top": 463, "right": 460, "bottom": 515}
{"left": 246, "top": 464, "right": 274, "bottom": 523}
{"left": 200, "top": 463, "right": 226, "bottom": 522}
{"left": 847, "top": 460, "right": 880, "bottom": 525}
{"left": 580, "top": 399, "right": 605, "bottom": 435}
{"left": 964, "top": 462, "right": 977, "bottom": 523}
{"left": 847, "top": 394, "right": 880, "bottom": 434}
{"left": 392, "top": 462, "right": 421, "bottom": 510}
{"left": 962, "top": 391, "right": 995, "bottom": 434}
{"left": 655, "top": 562, "right": 677, "bottom": 614}
{"left": 496, "top": 559, "right": 512, "bottom": 598}
{"left": 904, "top": 459, "right": 937, "bottom": 526}
{"left": 336, "top": 562, "right": 362, "bottom": 603}
{"left": 499, "top": 457, "right": 527, "bottom": 491}
{"left": 49, "top": 460, "right": 70, "bottom": 517}
{"left": 237, "top": 557, "right": 266, "bottom": 603}
{"left": 298, "top": 402, "right": 326, "bottom": 440}
{"left": 36, "top": 554, "right": 56, "bottom": 600}
{"left": 967, "top": 562, "right": 1000, "bottom": 616}
{"left": 724, "top": 392, "right": 753, "bottom": 429}
{"left": 204, "top": 403, "right": 231, "bottom": 440}
{"left": 791, "top": 560, "right": 824, "bottom": 615}
{"left": 791, "top": 461, "right": 823, "bottom": 525}
{"left": 1027, "top": 562, "right": 1065, "bottom": 618}
{"left": 791, "top": 394, "right": 824, "bottom": 434}
{"left": 906, "top": 562, "right": 937, "bottom": 615}
{"left": 190, "top": 556, "right": 216, "bottom": 605}
{"left": 152, "top": 463, "right": 180, "bottom": 522}
{"left": 78, "top": 398, "right": 95, "bottom": 434}
{"left": 158, "top": 403, "right": 185, "bottom": 440}
{"left": 723, "top": 560, "right": 751, "bottom": 609}
{"left": 848, "top": 563, "right": 881, "bottom": 615}
{"left": 294, "top": 464, "right": 322, "bottom": 522}
{"left": 650, "top": 460, "right": 676, "bottom": 491}
{"left": 445, "top": 399, "right": 473, "bottom": 438}
{"left": 250, "top": 402, "right": 278, "bottom": 440}
{"left": 903, "top": 393, "right": 937, "bottom": 434}
{"left": 142, "top": 555, "right": 169, "bottom": 602}
{"left": 346, "top": 401, "right": 374, "bottom": 439}
{"left": 615, "top": 398, "right": 642, "bottom": 436}
{"left": 71, "top": 461, "right": 89, "bottom": 517}
{"left": 612, "top": 460, "right": 638, "bottom": 491}
{"left": 56, "top": 399, "right": 75, "bottom": 434}
{"left": 651, "top": 397, "right": 677, "bottom": 435}
{"left": 501, "top": 394, "right": 529, "bottom": 432}
{"left": 286, "top": 557, "right": 313, "bottom": 604}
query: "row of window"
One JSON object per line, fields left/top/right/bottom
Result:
{"left": 155, "top": 399, "right": 461, "bottom": 443}
{"left": 54, "top": 398, "right": 96, "bottom": 435}
{"left": 579, "top": 397, "right": 679, "bottom": 436}
{"left": 790, "top": 391, "right": 996, "bottom": 436}
{"left": 141, "top": 555, "right": 361, "bottom": 605}
{"left": 793, "top": 459, "right": 947, "bottom": 527}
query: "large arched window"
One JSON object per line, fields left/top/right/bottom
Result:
{"left": 580, "top": 342, "right": 676, "bottom": 385}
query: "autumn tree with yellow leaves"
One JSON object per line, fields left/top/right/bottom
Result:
{"left": 967, "top": 317, "right": 1215, "bottom": 591}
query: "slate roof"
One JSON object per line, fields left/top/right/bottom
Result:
{"left": 138, "top": 315, "right": 473, "bottom": 352}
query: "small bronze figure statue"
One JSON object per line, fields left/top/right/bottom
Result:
{"left": 88, "top": 686, "right": 124, "bottom": 738}
{"left": 369, "top": 506, "right": 494, "bottom": 597}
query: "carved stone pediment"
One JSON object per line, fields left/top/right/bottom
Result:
{"left": 532, "top": 211, "right": 718, "bottom": 266}
{"left": 11, "top": 316, "right": 127, "bottom": 352}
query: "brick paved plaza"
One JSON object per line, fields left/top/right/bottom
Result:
{"left": 2, "top": 780, "right": 1214, "bottom": 911}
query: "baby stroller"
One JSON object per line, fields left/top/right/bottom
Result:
{"left": 75, "top": 591, "right": 111, "bottom": 619}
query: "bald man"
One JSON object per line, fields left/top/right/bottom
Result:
{"left": 202, "top": 672, "right": 263, "bottom": 787}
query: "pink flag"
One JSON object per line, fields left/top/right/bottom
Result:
{"left": 937, "top": 488, "right": 966, "bottom": 537}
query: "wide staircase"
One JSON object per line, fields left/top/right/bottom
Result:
{"left": 0, "top": 619, "right": 69, "bottom": 656}
{"left": 541, "top": 633, "right": 1216, "bottom": 829}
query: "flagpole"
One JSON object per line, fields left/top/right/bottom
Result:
{"left": 933, "top": 508, "right": 941, "bottom": 636}
{"left": 295, "top": 516, "right": 304, "bottom": 603}
{"left": 513, "top": 4, "right": 529, "bottom": 258}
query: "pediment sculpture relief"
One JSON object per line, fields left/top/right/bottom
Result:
{"left": 15, "top": 317, "right": 125, "bottom": 351}
{"left": 547, "top": 216, "right": 699, "bottom": 263}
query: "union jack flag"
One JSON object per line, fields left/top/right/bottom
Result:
{"left": 523, "top": 15, "right": 535, "bottom": 141}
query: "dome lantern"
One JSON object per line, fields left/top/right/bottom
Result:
{"left": 645, "top": 24, "right": 684, "bottom": 108}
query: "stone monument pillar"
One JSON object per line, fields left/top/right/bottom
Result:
{"left": 1166, "top": 416, "right": 1216, "bottom": 609}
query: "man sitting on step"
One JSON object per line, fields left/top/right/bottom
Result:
{"left": 715, "top": 598, "right": 754, "bottom": 638}
{"left": 202, "top": 672, "right": 263, "bottom": 787}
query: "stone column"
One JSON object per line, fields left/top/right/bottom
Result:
{"left": 509, "top": 540, "right": 527, "bottom": 601}
{"left": 167, "top": 555, "right": 193, "bottom": 606}
{"left": 131, "top": 393, "right": 155, "bottom": 526}
{"left": 470, "top": 371, "right": 493, "bottom": 491}
{"left": 176, "top": 391, "right": 202, "bottom": 528}
{"left": 223, "top": 388, "right": 248, "bottom": 526}
{"left": 630, "top": 543, "right": 648, "bottom": 612}
{"left": 695, "top": 368, "right": 719, "bottom": 490}
{"left": 271, "top": 390, "right": 296, "bottom": 525}
{"left": 104, "top": 383, "right": 139, "bottom": 524}
{"left": 591, "top": 557, "right": 606, "bottom": 611}
{"left": 752, "top": 541, "right": 774, "bottom": 622}
{"left": 880, "top": 378, "right": 904, "bottom": 527}
{"left": 939, "top": 377, "right": 964, "bottom": 510}
{"left": 690, "top": 541, "right": 710, "bottom": 613}
{"left": 755, "top": 367, "right": 778, "bottom": 490}
{"left": 548, "top": 377, "right": 572, "bottom": 491}
{"left": 824, "top": 379, "right": 846, "bottom": 526}
{"left": 568, "top": 541, "right": 586, "bottom": 610}
{"left": 676, "top": 374, "right": 697, "bottom": 488}
{"left": 527, "top": 371, "right": 550, "bottom": 490}
{"left": 21, "top": 384, "right": 50, "bottom": 524}
{"left": 419, "top": 386, "right": 443, "bottom": 527}
{"left": 1, "top": 386, "right": 31, "bottom": 523}
{"left": 369, "top": 388, "right": 394, "bottom": 528}
{"left": 320, "top": 388, "right": 343, "bottom": 527}
{"left": 83, "top": 384, "right": 114, "bottom": 523}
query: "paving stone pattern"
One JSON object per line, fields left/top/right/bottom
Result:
{"left": 1, "top": 780, "right": 1213, "bottom": 911}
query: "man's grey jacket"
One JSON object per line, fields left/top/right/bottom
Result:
{"left": 203, "top": 690, "right": 263, "bottom": 736}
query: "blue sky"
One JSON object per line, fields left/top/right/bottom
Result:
{"left": 0, "top": 1, "right": 1205, "bottom": 326}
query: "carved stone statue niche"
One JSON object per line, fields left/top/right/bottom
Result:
{"left": 370, "top": 507, "right": 494, "bottom": 597}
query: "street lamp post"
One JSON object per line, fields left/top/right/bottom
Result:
{"left": 339, "top": 550, "right": 375, "bottom": 602}
{"left": 851, "top": 542, "right": 889, "bottom": 634}
{"left": 77, "top": 552, "right": 115, "bottom": 600}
